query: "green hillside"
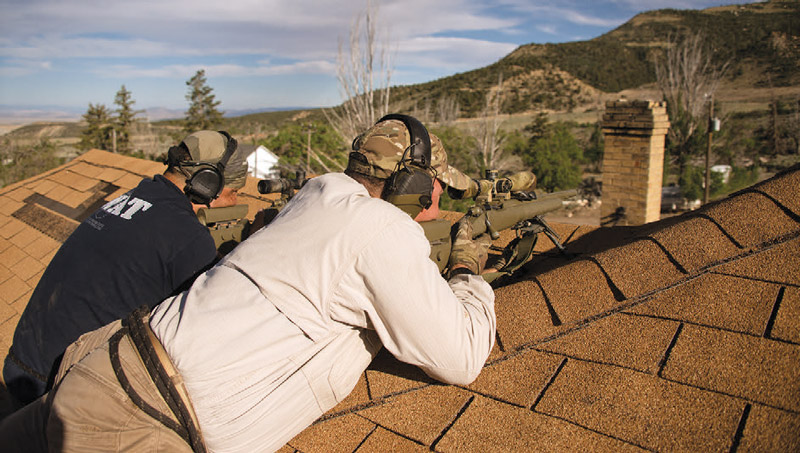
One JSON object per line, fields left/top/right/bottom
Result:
{"left": 390, "top": 1, "right": 799, "bottom": 117}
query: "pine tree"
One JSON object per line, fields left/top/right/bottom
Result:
{"left": 79, "top": 103, "right": 113, "bottom": 151}
{"left": 113, "top": 85, "right": 140, "bottom": 154}
{"left": 184, "top": 70, "right": 224, "bottom": 133}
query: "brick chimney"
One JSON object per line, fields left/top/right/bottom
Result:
{"left": 601, "top": 100, "right": 670, "bottom": 226}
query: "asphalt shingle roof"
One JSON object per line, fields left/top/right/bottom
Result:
{"left": 0, "top": 151, "right": 797, "bottom": 451}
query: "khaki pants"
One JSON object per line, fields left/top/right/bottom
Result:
{"left": 0, "top": 321, "right": 192, "bottom": 452}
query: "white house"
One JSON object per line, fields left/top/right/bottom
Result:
{"left": 240, "top": 144, "right": 279, "bottom": 179}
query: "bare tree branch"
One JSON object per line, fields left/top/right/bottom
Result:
{"left": 655, "top": 32, "right": 730, "bottom": 166}
{"left": 324, "top": 0, "right": 394, "bottom": 144}
{"left": 470, "top": 74, "right": 523, "bottom": 173}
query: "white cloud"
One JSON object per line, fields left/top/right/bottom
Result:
{"left": 0, "top": 58, "right": 53, "bottom": 77}
{"left": 92, "top": 60, "right": 336, "bottom": 79}
{"left": 395, "top": 36, "right": 517, "bottom": 69}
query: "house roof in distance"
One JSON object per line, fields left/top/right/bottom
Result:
{"left": 0, "top": 151, "right": 798, "bottom": 451}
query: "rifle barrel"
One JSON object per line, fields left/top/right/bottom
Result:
{"left": 468, "top": 197, "right": 565, "bottom": 237}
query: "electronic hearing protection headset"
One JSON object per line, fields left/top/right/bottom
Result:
{"left": 168, "top": 131, "right": 237, "bottom": 205}
{"left": 373, "top": 113, "right": 435, "bottom": 218}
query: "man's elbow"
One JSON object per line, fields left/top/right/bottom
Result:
{"left": 421, "top": 365, "right": 484, "bottom": 386}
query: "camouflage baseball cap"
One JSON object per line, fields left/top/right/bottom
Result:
{"left": 429, "top": 133, "right": 471, "bottom": 191}
{"left": 180, "top": 131, "right": 248, "bottom": 189}
{"left": 348, "top": 119, "right": 471, "bottom": 191}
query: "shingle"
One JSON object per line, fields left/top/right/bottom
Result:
{"left": 753, "top": 165, "right": 800, "bottom": 218}
{"left": 364, "top": 350, "right": 433, "bottom": 399}
{"left": 9, "top": 226, "right": 42, "bottom": 249}
{"left": 436, "top": 395, "right": 646, "bottom": 452}
{"left": 537, "top": 313, "right": 679, "bottom": 374}
{"left": 648, "top": 216, "right": 742, "bottom": 272}
{"left": 737, "top": 404, "right": 800, "bottom": 452}
{"left": 60, "top": 188, "right": 94, "bottom": 209}
{"left": 357, "top": 385, "right": 473, "bottom": 446}
{"left": 286, "top": 413, "right": 374, "bottom": 453}
{"left": 0, "top": 218, "right": 25, "bottom": 239}
{"left": 11, "top": 256, "right": 44, "bottom": 282}
{"left": 0, "top": 300, "right": 15, "bottom": 324}
{"left": 0, "top": 198, "right": 24, "bottom": 217}
{"left": 116, "top": 173, "right": 144, "bottom": 190}
{"left": 326, "top": 373, "right": 370, "bottom": 416}
{"left": 662, "top": 324, "right": 800, "bottom": 411}
{"left": 96, "top": 167, "right": 127, "bottom": 183}
{"left": 68, "top": 161, "right": 105, "bottom": 179}
{"left": 0, "top": 317, "right": 20, "bottom": 350}
{"left": 701, "top": 192, "right": 799, "bottom": 249}
{"left": 536, "top": 359, "right": 744, "bottom": 452}
{"left": 467, "top": 349, "right": 563, "bottom": 407}
{"left": 0, "top": 275, "right": 29, "bottom": 305}
{"left": 771, "top": 286, "right": 800, "bottom": 344}
{"left": 42, "top": 182, "right": 69, "bottom": 202}
{"left": 592, "top": 239, "right": 685, "bottom": 299}
{"left": 626, "top": 273, "right": 779, "bottom": 335}
{"left": 562, "top": 224, "right": 638, "bottom": 255}
{"left": 7, "top": 187, "right": 34, "bottom": 203}
{"left": 30, "top": 179, "right": 58, "bottom": 196}
{"left": 354, "top": 426, "right": 427, "bottom": 452}
{"left": 715, "top": 237, "right": 800, "bottom": 286}
{"left": 0, "top": 263, "right": 12, "bottom": 284}
{"left": 0, "top": 244, "right": 26, "bottom": 266}
{"left": 49, "top": 170, "right": 98, "bottom": 193}
{"left": 537, "top": 258, "right": 622, "bottom": 324}
{"left": 10, "top": 290, "right": 31, "bottom": 314}
{"left": 23, "top": 235, "right": 60, "bottom": 261}
{"left": 493, "top": 279, "right": 560, "bottom": 351}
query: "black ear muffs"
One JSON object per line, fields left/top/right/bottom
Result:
{"left": 375, "top": 114, "right": 434, "bottom": 218}
{"left": 181, "top": 131, "right": 237, "bottom": 205}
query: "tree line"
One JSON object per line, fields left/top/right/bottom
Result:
{"left": 80, "top": 69, "right": 224, "bottom": 155}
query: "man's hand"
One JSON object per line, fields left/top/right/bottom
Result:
{"left": 448, "top": 218, "right": 491, "bottom": 276}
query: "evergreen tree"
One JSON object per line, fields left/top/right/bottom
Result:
{"left": 79, "top": 103, "right": 113, "bottom": 151}
{"left": 263, "top": 121, "right": 346, "bottom": 174}
{"left": 522, "top": 122, "right": 583, "bottom": 191}
{"left": 184, "top": 70, "right": 223, "bottom": 132}
{"left": 113, "top": 85, "right": 140, "bottom": 154}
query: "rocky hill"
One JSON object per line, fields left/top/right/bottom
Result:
{"left": 389, "top": 1, "right": 800, "bottom": 118}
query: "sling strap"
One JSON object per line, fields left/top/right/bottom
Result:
{"left": 109, "top": 306, "right": 207, "bottom": 452}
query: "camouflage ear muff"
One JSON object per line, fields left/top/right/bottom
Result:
{"left": 180, "top": 131, "right": 238, "bottom": 205}
{"left": 376, "top": 114, "right": 435, "bottom": 218}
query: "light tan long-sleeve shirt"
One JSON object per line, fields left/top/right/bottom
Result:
{"left": 150, "top": 172, "right": 496, "bottom": 452}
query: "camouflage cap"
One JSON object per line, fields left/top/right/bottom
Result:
{"left": 348, "top": 119, "right": 471, "bottom": 191}
{"left": 348, "top": 119, "right": 412, "bottom": 179}
{"left": 429, "top": 133, "right": 471, "bottom": 191}
{"left": 180, "top": 131, "right": 248, "bottom": 189}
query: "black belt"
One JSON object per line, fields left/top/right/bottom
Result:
{"left": 109, "top": 306, "right": 206, "bottom": 453}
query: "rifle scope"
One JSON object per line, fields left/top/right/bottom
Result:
{"left": 449, "top": 171, "right": 537, "bottom": 200}
{"left": 257, "top": 171, "right": 307, "bottom": 195}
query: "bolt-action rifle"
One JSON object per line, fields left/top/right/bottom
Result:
{"left": 198, "top": 170, "right": 575, "bottom": 283}
{"left": 196, "top": 171, "right": 308, "bottom": 252}
{"left": 422, "top": 170, "right": 576, "bottom": 282}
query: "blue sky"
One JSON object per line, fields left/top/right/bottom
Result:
{"left": 0, "top": 0, "right": 756, "bottom": 120}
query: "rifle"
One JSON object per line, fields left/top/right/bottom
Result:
{"left": 199, "top": 170, "right": 577, "bottom": 283}
{"left": 196, "top": 171, "right": 309, "bottom": 253}
{"left": 421, "top": 170, "right": 576, "bottom": 282}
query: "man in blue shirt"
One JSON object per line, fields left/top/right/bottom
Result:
{"left": 3, "top": 130, "right": 248, "bottom": 406}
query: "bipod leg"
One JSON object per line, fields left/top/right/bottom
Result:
{"left": 534, "top": 216, "right": 572, "bottom": 259}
